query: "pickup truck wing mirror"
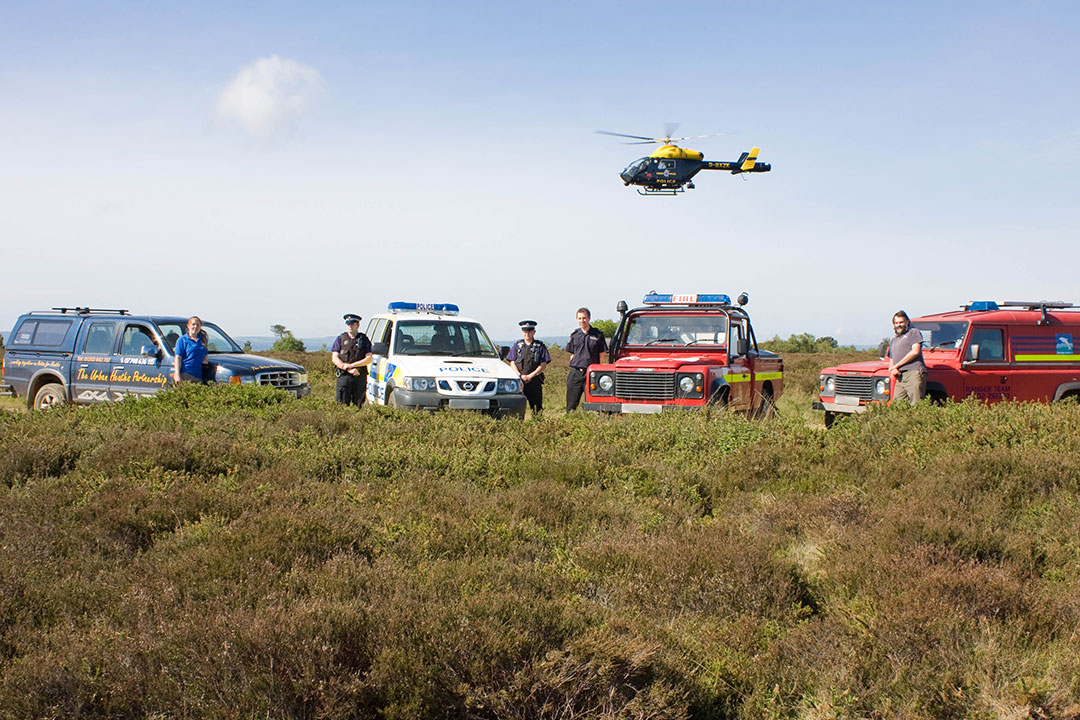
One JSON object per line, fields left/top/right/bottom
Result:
{"left": 371, "top": 341, "right": 389, "bottom": 356}
{"left": 736, "top": 337, "right": 750, "bottom": 356}
{"left": 140, "top": 345, "right": 161, "bottom": 359}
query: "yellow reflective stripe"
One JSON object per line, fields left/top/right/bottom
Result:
{"left": 727, "top": 373, "right": 750, "bottom": 383}
{"left": 1015, "top": 354, "right": 1080, "bottom": 362}
{"left": 756, "top": 372, "right": 783, "bottom": 381}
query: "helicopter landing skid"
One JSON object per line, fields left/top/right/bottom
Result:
{"left": 636, "top": 186, "right": 686, "bottom": 196}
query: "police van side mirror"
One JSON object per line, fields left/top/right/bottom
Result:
{"left": 499, "top": 345, "right": 510, "bottom": 360}
{"left": 737, "top": 337, "right": 750, "bottom": 356}
{"left": 371, "top": 341, "right": 389, "bottom": 356}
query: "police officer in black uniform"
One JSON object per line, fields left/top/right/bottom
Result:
{"left": 506, "top": 320, "right": 551, "bottom": 416}
{"left": 331, "top": 313, "right": 373, "bottom": 406}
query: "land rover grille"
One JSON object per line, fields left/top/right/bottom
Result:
{"left": 834, "top": 376, "right": 875, "bottom": 400}
{"left": 614, "top": 371, "right": 676, "bottom": 400}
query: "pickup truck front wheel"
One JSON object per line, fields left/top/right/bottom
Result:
{"left": 34, "top": 383, "right": 68, "bottom": 411}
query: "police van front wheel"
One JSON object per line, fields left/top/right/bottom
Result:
{"left": 34, "top": 383, "right": 67, "bottom": 411}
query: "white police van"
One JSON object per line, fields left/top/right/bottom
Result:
{"left": 364, "top": 302, "right": 527, "bottom": 418}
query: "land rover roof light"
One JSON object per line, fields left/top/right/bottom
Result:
{"left": 388, "top": 302, "right": 460, "bottom": 315}
{"left": 643, "top": 293, "right": 731, "bottom": 305}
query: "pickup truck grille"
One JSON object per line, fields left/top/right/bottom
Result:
{"left": 834, "top": 376, "right": 874, "bottom": 400}
{"left": 615, "top": 371, "right": 676, "bottom": 400}
{"left": 255, "top": 370, "right": 304, "bottom": 388}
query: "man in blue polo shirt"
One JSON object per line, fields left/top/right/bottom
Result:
{"left": 173, "top": 315, "right": 209, "bottom": 383}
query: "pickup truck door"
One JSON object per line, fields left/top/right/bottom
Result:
{"left": 960, "top": 326, "right": 1012, "bottom": 403}
{"left": 111, "top": 322, "right": 171, "bottom": 399}
{"left": 73, "top": 320, "right": 119, "bottom": 404}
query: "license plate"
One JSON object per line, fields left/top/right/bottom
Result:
{"left": 448, "top": 398, "right": 490, "bottom": 410}
{"left": 835, "top": 395, "right": 861, "bottom": 406}
{"left": 622, "top": 404, "right": 663, "bottom": 414}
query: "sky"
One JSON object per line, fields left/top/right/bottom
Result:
{"left": 1, "top": 1, "right": 1078, "bottom": 345}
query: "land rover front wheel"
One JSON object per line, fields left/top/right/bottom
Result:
{"left": 34, "top": 383, "right": 67, "bottom": 411}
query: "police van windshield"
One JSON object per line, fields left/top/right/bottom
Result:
{"left": 623, "top": 313, "right": 728, "bottom": 347}
{"left": 156, "top": 322, "right": 242, "bottom": 354}
{"left": 394, "top": 320, "right": 499, "bottom": 357}
{"left": 912, "top": 320, "right": 969, "bottom": 350}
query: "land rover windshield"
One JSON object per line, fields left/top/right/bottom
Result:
{"left": 623, "top": 313, "right": 728, "bottom": 347}
{"left": 394, "top": 320, "right": 500, "bottom": 357}
{"left": 156, "top": 322, "right": 242, "bottom": 353}
{"left": 912, "top": 320, "right": 969, "bottom": 351}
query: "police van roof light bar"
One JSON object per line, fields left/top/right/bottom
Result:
{"left": 643, "top": 293, "right": 731, "bottom": 306}
{"left": 388, "top": 302, "right": 460, "bottom": 315}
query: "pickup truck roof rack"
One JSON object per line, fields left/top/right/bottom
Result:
{"left": 45, "top": 307, "right": 130, "bottom": 315}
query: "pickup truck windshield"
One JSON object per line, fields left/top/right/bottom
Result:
{"left": 623, "top": 313, "right": 728, "bottom": 347}
{"left": 394, "top": 320, "right": 499, "bottom": 357}
{"left": 912, "top": 320, "right": 969, "bottom": 350}
{"left": 156, "top": 323, "right": 242, "bottom": 354}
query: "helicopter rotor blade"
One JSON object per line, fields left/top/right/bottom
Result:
{"left": 663, "top": 122, "right": 681, "bottom": 143}
{"left": 595, "top": 130, "right": 661, "bottom": 142}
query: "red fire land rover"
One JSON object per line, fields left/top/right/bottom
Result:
{"left": 582, "top": 292, "right": 784, "bottom": 414}
{"left": 813, "top": 300, "right": 1080, "bottom": 427}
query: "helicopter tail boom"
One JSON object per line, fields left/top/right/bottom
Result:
{"left": 702, "top": 148, "right": 771, "bottom": 175}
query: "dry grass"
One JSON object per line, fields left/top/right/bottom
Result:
{"left": 1, "top": 349, "right": 1079, "bottom": 718}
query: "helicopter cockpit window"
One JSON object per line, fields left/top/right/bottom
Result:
{"left": 622, "top": 158, "right": 650, "bottom": 175}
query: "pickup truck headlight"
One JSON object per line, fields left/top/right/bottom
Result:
{"left": 403, "top": 376, "right": 437, "bottom": 392}
{"left": 590, "top": 371, "right": 614, "bottom": 396}
{"left": 497, "top": 378, "right": 521, "bottom": 393}
{"left": 677, "top": 372, "right": 704, "bottom": 398}
{"left": 297, "top": 372, "right": 308, "bottom": 385}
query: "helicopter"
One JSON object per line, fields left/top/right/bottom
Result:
{"left": 597, "top": 126, "right": 771, "bottom": 195}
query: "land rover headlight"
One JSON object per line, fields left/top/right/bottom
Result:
{"left": 403, "top": 376, "right": 437, "bottom": 392}
{"left": 875, "top": 378, "right": 889, "bottom": 396}
{"left": 820, "top": 375, "right": 835, "bottom": 396}
{"left": 497, "top": 378, "right": 521, "bottom": 393}
{"left": 677, "top": 372, "right": 704, "bottom": 398}
{"left": 590, "top": 372, "right": 614, "bottom": 396}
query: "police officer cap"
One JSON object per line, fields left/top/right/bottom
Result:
{"left": 519, "top": 320, "right": 537, "bottom": 330}
{"left": 343, "top": 313, "right": 362, "bottom": 323}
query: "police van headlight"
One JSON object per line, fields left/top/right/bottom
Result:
{"left": 677, "top": 372, "right": 704, "bottom": 398}
{"left": 403, "top": 376, "right": 437, "bottom": 392}
{"left": 874, "top": 378, "right": 889, "bottom": 398}
{"left": 497, "top": 378, "right": 521, "bottom": 393}
{"left": 590, "top": 371, "right": 614, "bottom": 396}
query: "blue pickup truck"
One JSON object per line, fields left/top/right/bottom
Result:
{"left": 1, "top": 307, "right": 310, "bottom": 410}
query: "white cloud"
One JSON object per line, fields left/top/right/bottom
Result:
{"left": 215, "top": 55, "right": 326, "bottom": 139}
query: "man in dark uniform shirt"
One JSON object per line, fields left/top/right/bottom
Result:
{"left": 331, "top": 313, "right": 373, "bottom": 406}
{"left": 565, "top": 307, "right": 607, "bottom": 412}
{"left": 506, "top": 320, "right": 551, "bottom": 416}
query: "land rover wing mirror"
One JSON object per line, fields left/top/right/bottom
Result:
{"left": 968, "top": 343, "right": 980, "bottom": 362}
{"left": 737, "top": 337, "right": 750, "bottom": 356}
{"left": 371, "top": 341, "right": 389, "bottom": 356}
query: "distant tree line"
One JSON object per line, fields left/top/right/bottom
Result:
{"left": 760, "top": 333, "right": 860, "bottom": 353}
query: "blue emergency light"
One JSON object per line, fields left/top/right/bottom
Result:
{"left": 643, "top": 293, "right": 731, "bottom": 305}
{"left": 388, "top": 302, "right": 460, "bottom": 315}
{"left": 966, "top": 301, "right": 999, "bottom": 312}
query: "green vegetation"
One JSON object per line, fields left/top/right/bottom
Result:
{"left": 270, "top": 324, "right": 307, "bottom": 353}
{"left": 761, "top": 333, "right": 861, "bottom": 354}
{"left": 592, "top": 318, "right": 618, "bottom": 338}
{"left": 2, "top": 346, "right": 1080, "bottom": 718}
